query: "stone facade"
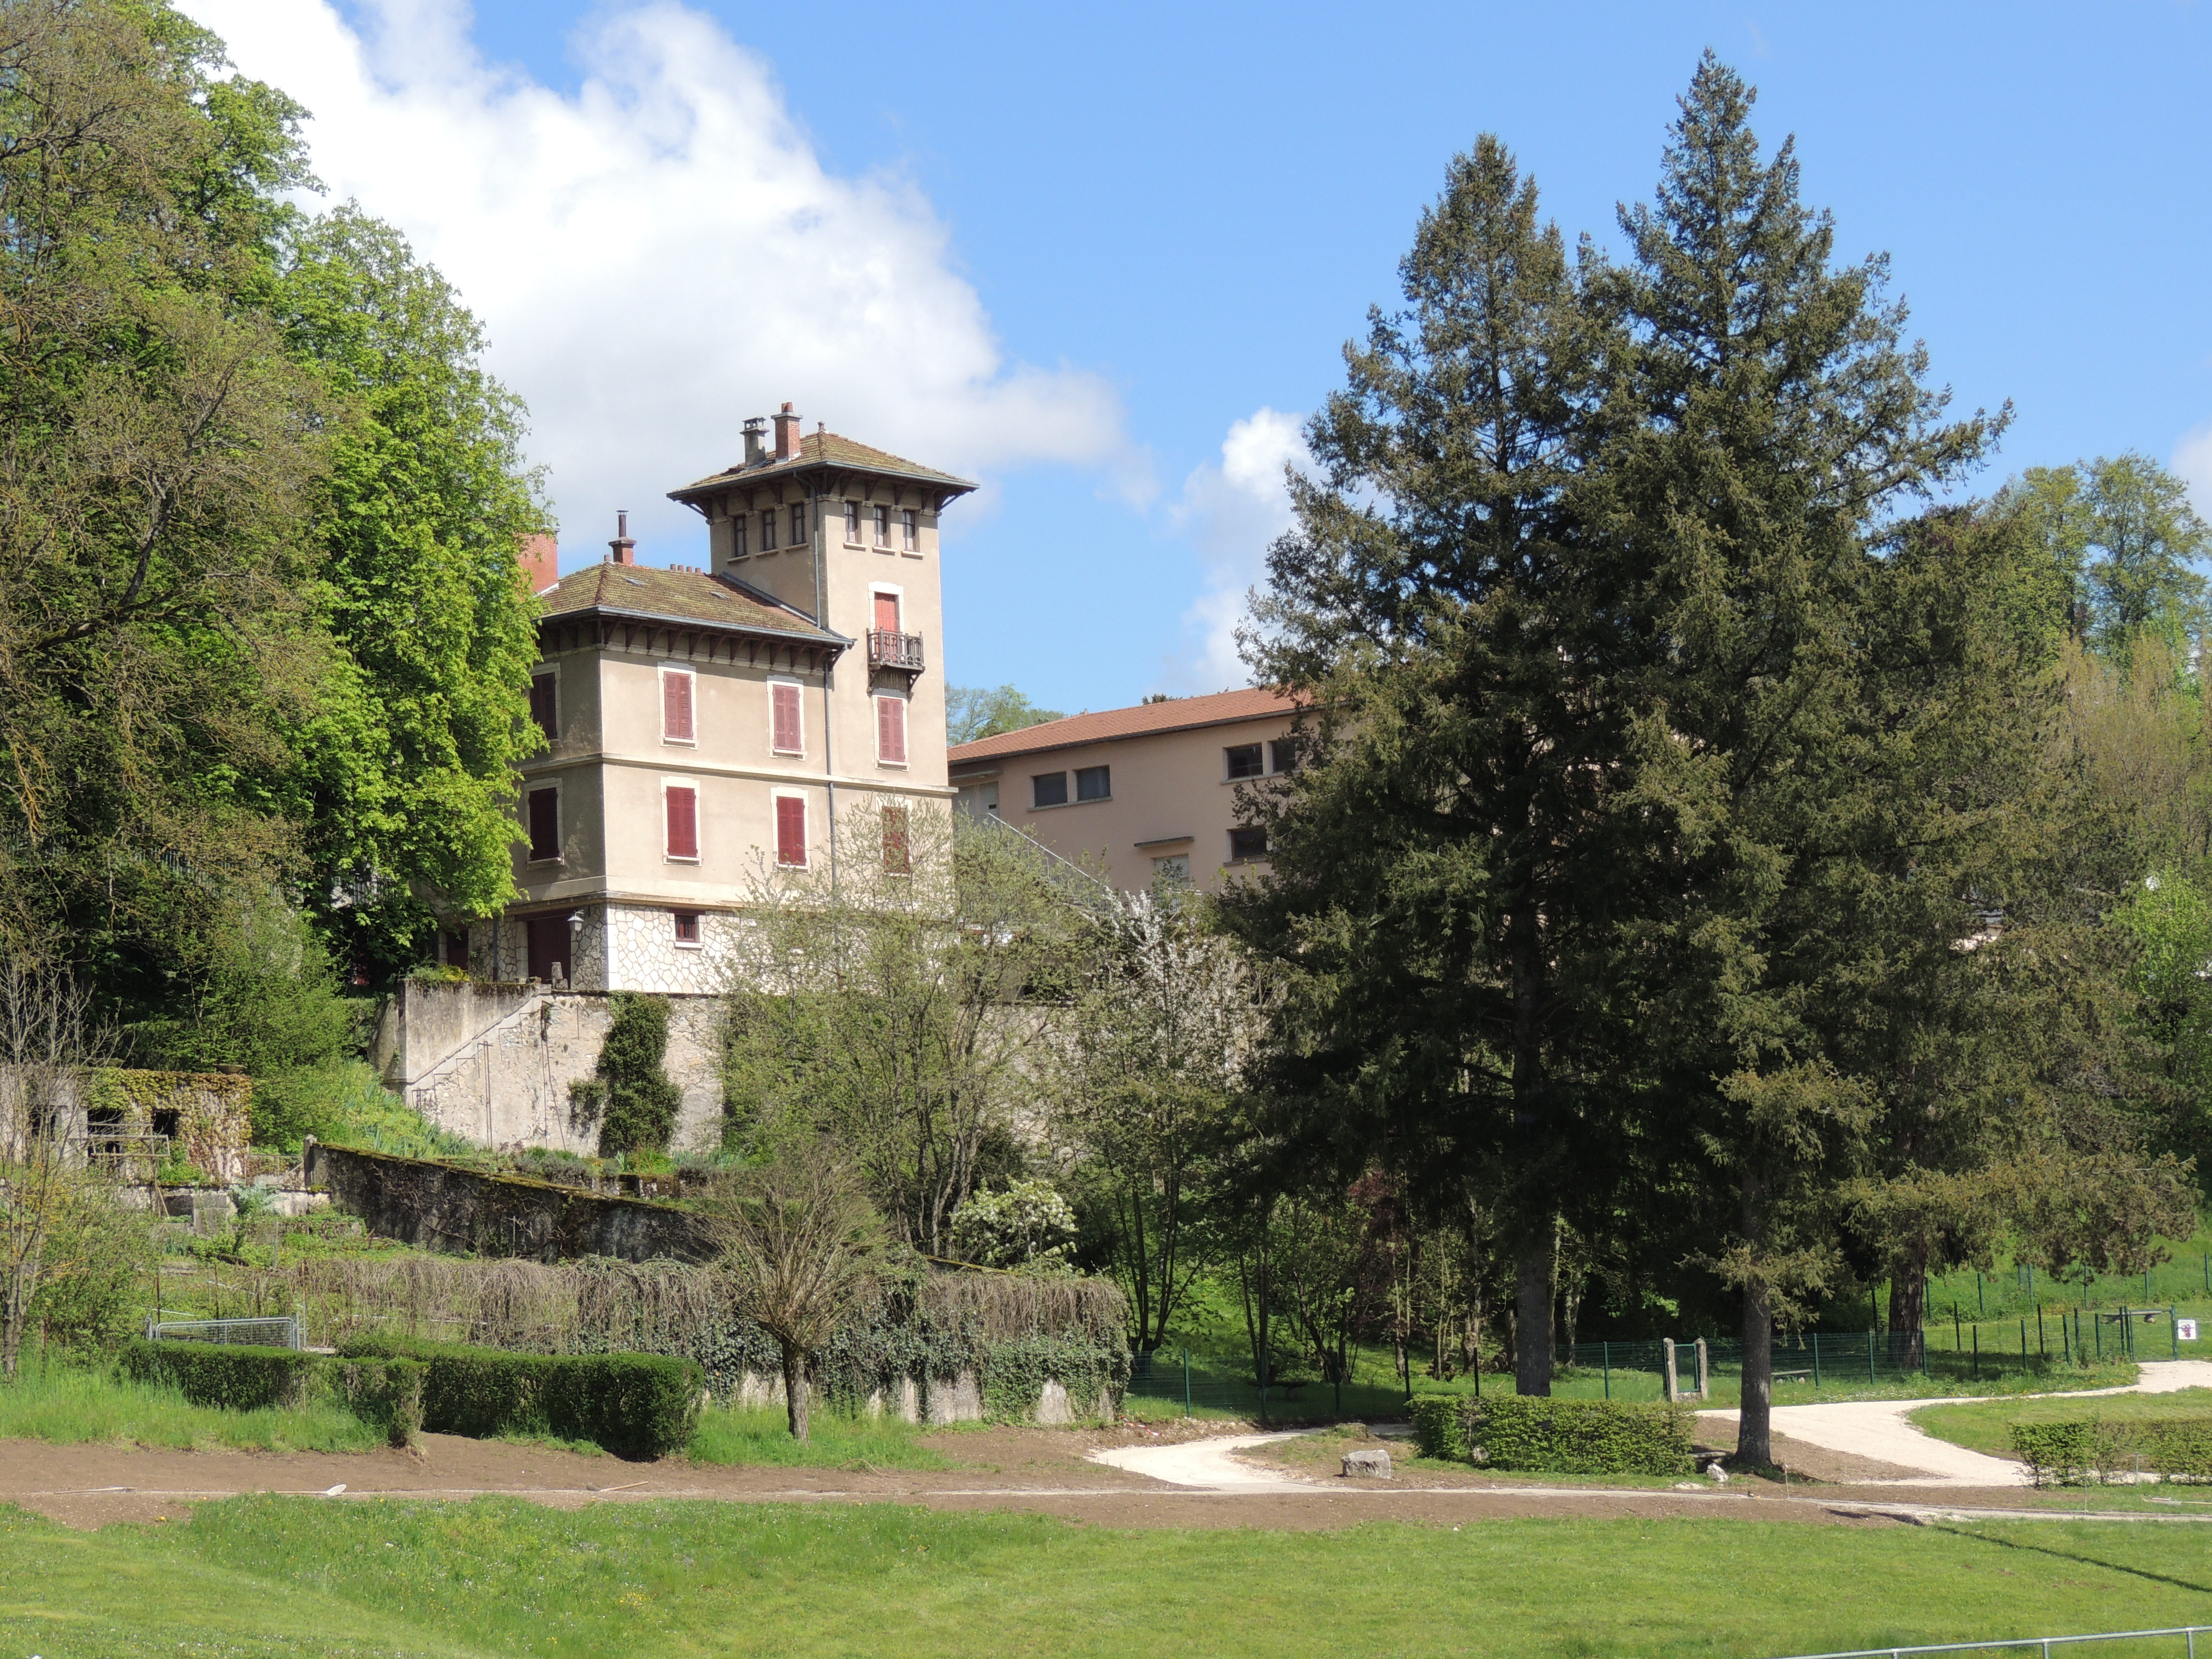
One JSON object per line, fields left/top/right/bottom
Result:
{"left": 461, "top": 903, "right": 738, "bottom": 997}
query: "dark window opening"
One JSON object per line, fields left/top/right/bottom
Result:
{"left": 443, "top": 930, "right": 469, "bottom": 968}
{"left": 1228, "top": 825, "right": 1269, "bottom": 861}
{"left": 151, "top": 1108, "right": 180, "bottom": 1141}
{"left": 1075, "top": 765, "right": 1111, "bottom": 802}
{"left": 527, "top": 788, "right": 560, "bottom": 862}
{"left": 1269, "top": 739, "right": 1296, "bottom": 774}
{"left": 529, "top": 672, "right": 557, "bottom": 737}
{"left": 673, "top": 911, "right": 701, "bottom": 944}
{"left": 1224, "top": 743, "right": 1264, "bottom": 780}
{"left": 1032, "top": 771, "right": 1068, "bottom": 808}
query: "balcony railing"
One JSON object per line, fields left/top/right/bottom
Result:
{"left": 868, "top": 630, "right": 926, "bottom": 672}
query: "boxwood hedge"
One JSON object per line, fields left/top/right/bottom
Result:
{"left": 119, "top": 1342, "right": 426, "bottom": 1447}
{"left": 1462, "top": 1396, "right": 1694, "bottom": 1476}
{"left": 339, "top": 1335, "right": 701, "bottom": 1459}
{"left": 1409, "top": 1396, "right": 1467, "bottom": 1461}
{"left": 2012, "top": 1416, "right": 2212, "bottom": 1485}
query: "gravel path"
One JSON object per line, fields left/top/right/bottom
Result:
{"left": 1704, "top": 1359, "right": 2212, "bottom": 1487}
{"left": 1085, "top": 1430, "right": 1317, "bottom": 1489}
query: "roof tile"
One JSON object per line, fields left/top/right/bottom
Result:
{"left": 670, "top": 430, "right": 977, "bottom": 499}
{"left": 538, "top": 562, "right": 842, "bottom": 642}
{"left": 949, "top": 687, "right": 1300, "bottom": 765}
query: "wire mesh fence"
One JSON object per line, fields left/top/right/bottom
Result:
{"left": 144, "top": 1315, "right": 301, "bottom": 1351}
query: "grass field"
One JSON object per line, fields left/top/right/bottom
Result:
{"left": 5, "top": 1497, "right": 2212, "bottom": 1657}
{"left": 685, "top": 1405, "right": 953, "bottom": 1470}
{"left": 1913, "top": 1387, "right": 2212, "bottom": 1460}
{"left": 0, "top": 1358, "right": 384, "bottom": 1455}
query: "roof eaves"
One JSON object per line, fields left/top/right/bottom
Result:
{"left": 546, "top": 600, "right": 846, "bottom": 650}
{"left": 950, "top": 705, "right": 1298, "bottom": 765}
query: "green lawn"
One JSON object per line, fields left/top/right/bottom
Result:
{"left": 685, "top": 1405, "right": 952, "bottom": 1470}
{"left": 1913, "top": 1387, "right": 2212, "bottom": 1460}
{"left": 5, "top": 1498, "right": 2212, "bottom": 1657}
{"left": 0, "top": 1358, "right": 383, "bottom": 1455}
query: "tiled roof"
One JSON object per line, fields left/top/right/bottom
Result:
{"left": 538, "top": 562, "right": 842, "bottom": 643}
{"left": 948, "top": 687, "right": 1301, "bottom": 766}
{"left": 669, "top": 431, "right": 978, "bottom": 501}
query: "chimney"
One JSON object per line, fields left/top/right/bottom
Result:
{"left": 517, "top": 532, "right": 558, "bottom": 595}
{"left": 608, "top": 510, "right": 636, "bottom": 566}
{"left": 742, "top": 416, "right": 768, "bottom": 465}
{"left": 773, "top": 401, "right": 801, "bottom": 461}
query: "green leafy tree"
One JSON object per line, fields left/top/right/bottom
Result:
{"left": 276, "top": 207, "right": 550, "bottom": 979}
{"left": 947, "top": 685, "right": 1063, "bottom": 746}
{"left": 950, "top": 1178, "right": 1078, "bottom": 1270}
{"left": 2003, "top": 455, "right": 2210, "bottom": 651}
{"left": 1221, "top": 133, "right": 1634, "bottom": 1395}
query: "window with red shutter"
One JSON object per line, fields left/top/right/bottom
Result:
{"left": 770, "top": 681, "right": 803, "bottom": 755}
{"left": 528, "top": 788, "right": 560, "bottom": 861}
{"left": 662, "top": 669, "right": 695, "bottom": 743}
{"left": 775, "top": 795, "right": 807, "bottom": 866}
{"left": 873, "top": 590, "right": 900, "bottom": 633}
{"left": 876, "top": 695, "right": 907, "bottom": 766}
{"left": 529, "top": 672, "right": 557, "bottom": 737}
{"left": 665, "top": 784, "right": 699, "bottom": 859}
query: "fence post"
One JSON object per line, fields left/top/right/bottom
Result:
{"left": 1867, "top": 1327, "right": 1875, "bottom": 1384}
{"left": 1972, "top": 1326, "right": 1979, "bottom": 1381}
{"left": 1977, "top": 1271, "right": 1984, "bottom": 1315}
{"left": 2020, "top": 1317, "right": 2027, "bottom": 1371}
{"left": 1695, "top": 1338, "right": 1709, "bottom": 1400}
{"left": 1183, "top": 1348, "right": 1191, "bottom": 1419}
{"left": 1812, "top": 1332, "right": 1821, "bottom": 1389}
{"left": 2173, "top": 1308, "right": 2180, "bottom": 1361}
{"left": 1602, "top": 1342, "right": 1611, "bottom": 1400}
{"left": 1663, "top": 1338, "right": 1679, "bottom": 1403}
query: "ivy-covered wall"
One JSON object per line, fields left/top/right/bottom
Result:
{"left": 85, "top": 1069, "right": 251, "bottom": 1181}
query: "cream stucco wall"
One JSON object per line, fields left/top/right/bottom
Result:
{"left": 950, "top": 711, "right": 1295, "bottom": 894}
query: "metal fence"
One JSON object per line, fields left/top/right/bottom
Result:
{"left": 1772, "top": 1624, "right": 2210, "bottom": 1658}
{"left": 145, "top": 1315, "right": 301, "bottom": 1351}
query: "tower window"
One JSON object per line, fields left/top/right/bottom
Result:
{"left": 843, "top": 501, "right": 861, "bottom": 544}
{"left": 902, "top": 509, "right": 918, "bottom": 551}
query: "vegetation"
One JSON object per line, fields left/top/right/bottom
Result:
{"left": 582, "top": 993, "right": 683, "bottom": 1157}
{"left": 9, "top": 1500, "right": 2212, "bottom": 1657}
{"left": 1915, "top": 1387, "right": 2212, "bottom": 1460}
{"left": 685, "top": 1402, "right": 953, "bottom": 1469}
{"left": 946, "top": 684, "right": 1064, "bottom": 745}
{"left": 0, "top": 1354, "right": 383, "bottom": 1454}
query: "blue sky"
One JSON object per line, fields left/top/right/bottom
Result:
{"left": 217, "top": 1, "right": 2212, "bottom": 714}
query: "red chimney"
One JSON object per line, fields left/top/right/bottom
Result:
{"left": 608, "top": 510, "right": 636, "bottom": 565}
{"left": 517, "top": 532, "right": 558, "bottom": 595}
{"left": 773, "top": 401, "right": 801, "bottom": 461}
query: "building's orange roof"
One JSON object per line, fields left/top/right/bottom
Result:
{"left": 669, "top": 430, "right": 977, "bottom": 502}
{"left": 949, "top": 687, "right": 1301, "bottom": 767}
{"left": 539, "top": 561, "right": 842, "bottom": 643}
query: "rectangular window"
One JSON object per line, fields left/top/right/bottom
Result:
{"left": 775, "top": 795, "right": 807, "bottom": 867}
{"left": 1075, "top": 764, "right": 1111, "bottom": 802}
{"left": 442, "top": 929, "right": 469, "bottom": 968}
{"left": 770, "top": 680, "right": 804, "bottom": 755}
{"left": 876, "top": 694, "right": 908, "bottom": 766}
{"left": 843, "top": 501, "right": 861, "bottom": 543}
{"left": 873, "top": 590, "right": 901, "bottom": 633}
{"left": 790, "top": 503, "right": 807, "bottom": 547}
{"left": 672, "top": 911, "right": 701, "bottom": 945}
{"left": 901, "top": 508, "right": 918, "bottom": 551}
{"left": 1032, "top": 771, "right": 1068, "bottom": 809}
{"left": 1269, "top": 738, "right": 1295, "bottom": 774}
{"left": 731, "top": 516, "right": 748, "bottom": 557}
{"left": 661, "top": 667, "right": 695, "bottom": 743}
{"left": 529, "top": 671, "right": 557, "bottom": 737}
{"left": 1152, "top": 854, "right": 1190, "bottom": 885}
{"left": 882, "top": 804, "right": 911, "bottom": 874}
{"left": 665, "top": 783, "right": 699, "bottom": 860}
{"left": 527, "top": 787, "right": 560, "bottom": 862}
{"left": 1228, "top": 825, "right": 1269, "bottom": 861}
{"left": 1224, "top": 743, "right": 1264, "bottom": 780}
{"left": 872, "top": 504, "right": 890, "bottom": 547}
{"left": 760, "top": 508, "right": 778, "bottom": 551}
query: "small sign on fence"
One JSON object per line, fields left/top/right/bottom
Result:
{"left": 2181, "top": 1319, "right": 2200, "bottom": 1342}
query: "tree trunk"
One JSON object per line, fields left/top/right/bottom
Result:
{"left": 1515, "top": 1241, "right": 1552, "bottom": 1396}
{"left": 781, "top": 1343, "right": 811, "bottom": 1441}
{"left": 1887, "top": 1243, "right": 1927, "bottom": 1369}
{"left": 1736, "top": 1278, "right": 1773, "bottom": 1467}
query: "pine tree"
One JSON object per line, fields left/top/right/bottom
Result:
{"left": 1223, "top": 136, "right": 1640, "bottom": 1394}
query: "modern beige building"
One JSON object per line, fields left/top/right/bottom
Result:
{"left": 948, "top": 687, "right": 1299, "bottom": 893}
{"left": 454, "top": 404, "right": 974, "bottom": 992}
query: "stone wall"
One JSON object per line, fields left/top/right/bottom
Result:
{"left": 303, "top": 1141, "right": 708, "bottom": 1262}
{"left": 377, "top": 981, "right": 725, "bottom": 1154}
{"left": 456, "top": 903, "right": 744, "bottom": 996}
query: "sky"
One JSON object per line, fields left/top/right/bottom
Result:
{"left": 181, "top": 0, "right": 2212, "bottom": 715}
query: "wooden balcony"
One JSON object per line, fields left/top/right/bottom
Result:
{"left": 868, "top": 630, "right": 926, "bottom": 672}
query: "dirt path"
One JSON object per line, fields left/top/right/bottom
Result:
{"left": 1701, "top": 1359, "right": 2212, "bottom": 1487}
{"left": 1085, "top": 1430, "right": 1314, "bottom": 1490}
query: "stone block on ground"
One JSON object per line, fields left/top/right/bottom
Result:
{"left": 1342, "top": 1448, "right": 1393, "bottom": 1479}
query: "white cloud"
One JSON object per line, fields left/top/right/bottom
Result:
{"left": 2175, "top": 423, "right": 2212, "bottom": 521}
{"left": 1166, "top": 407, "right": 1309, "bottom": 692}
{"left": 180, "top": 0, "right": 1128, "bottom": 565}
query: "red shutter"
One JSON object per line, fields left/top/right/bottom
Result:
{"left": 771, "top": 682, "right": 801, "bottom": 754}
{"left": 876, "top": 696, "right": 907, "bottom": 765}
{"left": 775, "top": 796, "right": 807, "bottom": 866}
{"left": 874, "top": 591, "right": 900, "bottom": 633}
{"left": 665, "top": 785, "right": 698, "bottom": 859}
{"left": 528, "top": 788, "right": 559, "bottom": 861}
{"left": 663, "top": 672, "right": 694, "bottom": 742}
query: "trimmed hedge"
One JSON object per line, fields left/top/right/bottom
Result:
{"left": 1409, "top": 1396, "right": 1467, "bottom": 1462}
{"left": 2011, "top": 1416, "right": 2212, "bottom": 1485}
{"left": 1463, "top": 1396, "right": 1694, "bottom": 1476}
{"left": 121, "top": 1339, "right": 310, "bottom": 1410}
{"left": 339, "top": 1335, "right": 701, "bottom": 1459}
{"left": 315, "top": 1357, "right": 427, "bottom": 1449}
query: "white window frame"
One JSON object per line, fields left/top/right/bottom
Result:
{"left": 767, "top": 674, "right": 805, "bottom": 757}
{"left": 901, "top": 508, "right": 919, "bottom": 552}
{"left": 872, "top": 503, "right": 891, "bottom": 547}
{"left": 526, "top": 782, "right": 562, "bottom": 865}
{"left": 660, "top": 664, "right": 697, "bottom": 746}
{"left": 874, "top": 691, "right": 910, "bottom": 769}
{"left": 760, "top": 508, "right": 778, "bottom": 552}
{"left": 671, "top": 910, "right": 703, "bottom": 949}
{"left": 662, "top": 778, "right": 701, "bottom": 864}
{"left": 770, "top": 788, "right": 809, "bottom": 869}
{"left": 843, "top": 500, "right": 862, "bottom": 545}
{"left": 868, "top": 581, "right": 905, "bottom": 635}
{"left": 790, "top": 503, "right": 808, "bottom": 548}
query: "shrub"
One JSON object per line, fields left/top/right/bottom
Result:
{"left": 1409, "top": 1395, "right": 1467, "bottom": 1461}
{"left": 339, "top": 1335, "right": 701, "bottom": 1459}
{"left": 311, "top": 1357, "right": 426, "bottom": 1449}
{"left": 1463, "top": 1396, "right": 1693, "bottom": 1476}
{"left": 2011, "top": 1416, "right": 2212, "bottom": 1485}
{"left": 951, "top": 1180, "right": 1077, "bottom": 1270}
{"left": 592, "top": 994, "right": 681, "bottom": 1156}
{"left": 120, "top": 1339, "right": 310, "bottom": 1410}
